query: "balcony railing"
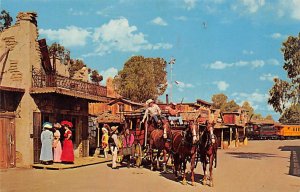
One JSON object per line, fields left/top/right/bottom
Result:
{"left": 32, "top": 70, "right": 107, "bottom": 97}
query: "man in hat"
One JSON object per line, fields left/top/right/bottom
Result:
{"left": 142, "top": 99, "right": 162, "bottom": 127}
{"left": 40, "top": 122, "right": 54, "bottom": 165}
{"left": 109, "top": 126, "right": 120, "bottom": 169}
{"left": 166, "top": 102, "right": 183, "bottom": 125}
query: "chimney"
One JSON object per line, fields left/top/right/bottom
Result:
{"left": 166, "top": 94, "right": 169, "bottom": 104}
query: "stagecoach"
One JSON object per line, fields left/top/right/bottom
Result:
{"left": 120, "top": 109, "right": 217, "bottom": 186}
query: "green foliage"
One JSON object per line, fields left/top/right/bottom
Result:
{"left": 279, "top": 104, "right": 300, "bottom": 124}
{"left": 211, "top": 93, "right": 228, "bottom": 109}
{"left": 113, "top": 56, "right": 167, "bottom": 102}
{"left": 241, "top": 101, "right": 254, "bottom": 117}
{"left": 221, "top": 100, "right": 240, "bottom": 112}
{"left": 252, "top": 113, "right": 263, "bottom": 120}
{"left": 90, "top": 70, "right": 103, "bottom": 84}
{"left": 268, "top": 33, "right": 300, "bottom": 114}
{"left": 0, "top": 10, "right": 13, "bottom": 31}
{"left": 48, "top": 42, "right": 71, "bottom": 65}
{"left": 265, "top": 114, "right": 273, "bottom": 120}
{"left": 69, "top": 59, "right": 86, "bottom": 77}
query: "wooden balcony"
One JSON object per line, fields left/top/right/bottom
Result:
{"left": 30, "top": 70, "right": 108, "bottom": 102}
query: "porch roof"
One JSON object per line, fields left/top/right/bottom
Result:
{"left": 30, "top": 87, "right": 108, "bottom": 102}
{"left": 0, "top": 86, "right": 25, "bottom": 93}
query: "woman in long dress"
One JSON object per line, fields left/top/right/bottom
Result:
{"left": 40, "top": 122, "right": 54, "bottom": 165}
{"left": 60, "top": 121, "right": 74, "bottom": 164}
{"left": 53, "top": 123, "right": 62, "bottom": 163}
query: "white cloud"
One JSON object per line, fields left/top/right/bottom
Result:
{"left": 259, "top": 73, "right": 278, "bottom": 81}
{"left": 290, "top": 0, "right": 300, "bottom": 20}
{"left": 184, "top": 0, "right": 197, "bottom": 10}
{"left": 87, "top": 17, "right": 172, "bottom": 56}
{"left": 151, "top": 17, "right": 168, "bottom": 26}
{"left": 213, "top": 81, "right": 229, "bottom": 91}
{"left": 270, "top": 32, "right": 288, "bottom": 40}
{"left": 232, "top": 91, "right": 268, "bottom": 104}
{"left": 68, "top": 8, "right": 88, "bottom": 16}
{"left": 242, "top": 50, "right": 254, "bottom": 55}
{"left": 208, "top": 59, "right": 279, "bottom": 70}
{"left": 100, "top": 67, "right": 118, "bottom": 84}
{"left": 174, "top": 80, "right": 194, "bottom": 92}
{"left": 39, "top": 26, "right": 91, "bottom": 47}
{"left": 174, "top": 16, "right": 187, "bottom": 21}
{"left": 239, "top": 0, "right": 265, "bottom": 13}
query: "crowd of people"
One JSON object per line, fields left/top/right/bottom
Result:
{"left": 39, "top": 120, "right": 75, "bottom": 165}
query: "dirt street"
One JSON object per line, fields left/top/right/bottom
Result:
{"left": 1, "top": 140, "right": 300, "bottom": 192}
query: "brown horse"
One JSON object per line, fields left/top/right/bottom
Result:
{"left": 172, "top": 121, "right": 199, "bottom": 186}
{"left": 148, "top": 117, "right": 171, "bottom": 172}
{"left": 199, "top": 121, "right": 218, "bottom": 187}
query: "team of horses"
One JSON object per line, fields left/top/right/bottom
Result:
{"left": 145, "top": 117, "right": 218, "bottom": 187}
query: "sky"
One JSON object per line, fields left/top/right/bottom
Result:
{"left": 4, "top": 0, "right": 300, "bottom": 120}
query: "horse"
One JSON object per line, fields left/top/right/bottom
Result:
{"left": 172, "top": 120, "right": 199, "bottom": 186}
{"left": 148, "top": 117, "right": 172, "bottom": 172}
{"left": 198, "top": 121, "right": 218, "bottom": 187}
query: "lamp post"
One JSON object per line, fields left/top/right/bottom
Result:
{"left": 168, "top": 57, "right": 176, "bottom": 102}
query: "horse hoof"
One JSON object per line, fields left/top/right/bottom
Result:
{"left": 182, "top": 180, "right": 187, "bottom": 185}
{"left": 150, "top": 166, "right": 154, "bottom": 171}
{"left": 191, "top": 182, "right": 196, "bottom": 186}
{"left": 202, "top": 180, "right": 206, "bottom": 186}
{"left": 210, "top": 182, "right": 214, "bottom": 187}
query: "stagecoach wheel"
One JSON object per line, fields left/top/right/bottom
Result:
{"left": 135, "top": 143, "right": 143, "bottom": 167}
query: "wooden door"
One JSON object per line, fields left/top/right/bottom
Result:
{"left": 0, "top": 114, "right": 16, "bottom": 168}
{"left": 33, "top": 112, "right": 41, "bottom": 164}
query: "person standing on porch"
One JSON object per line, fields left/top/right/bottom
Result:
{"left": 40, "top": 122, "right": 54, "bottom": 165}
{"left": 60, "top": 121, "right": 74, "bottom": 164}
{"left": 52, "top": 123, "right": 62, "bottom": 163}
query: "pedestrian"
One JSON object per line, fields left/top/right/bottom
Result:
{"left": 52, "top": 122, "right": 62, "bottom": 163}
{"left": 109, "top": 126, "right": 119, "bottom": 169}
{"left": 121, "top": 127, "right": 135, "bottom": 168}
{"left": 60, "top": 120, "right": 74, "bottom": 164}
{"left": 40, "top": 122, "right": 54, "bottom": 165}
{"left": 101, "top": 124, "right": 109, "bottom": 158}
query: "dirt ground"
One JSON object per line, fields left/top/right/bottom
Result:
{"left": 1, "top": 140, "right": 300, "bottom": 192}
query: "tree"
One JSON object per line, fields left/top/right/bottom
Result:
{"left": 211, "top": 93, "right": 228, "bottom": 109}
{"left": 0, "top": 10, "right": 13, "bottom": 31}
{"left": 90, "top": 70, "right": 103, "bottom": 84}
{"left": 279, "top": 104, "right": 300, "bottom": 124}
{"left": 222, "top": 100, "right": 240, "bottom": 112}
{"left": 48, "top": 42, "right": 71, "bottom": 66}
{"left": 241, "top": 101, "right": 254, "bottom": 118}
{"left": 268, "top": 33, "right": 300, "bottom": 114}
{"left": 252, "top": 113, "right": 263, "bottom": 120}
{"left": 265, "top": 114, "right": 274, "bottom": 120}
{"left": 69, "top": 59, "right": 86, "bottom": 77}
{"left": 113, "top": 56, "right": 167, "bottom": 102}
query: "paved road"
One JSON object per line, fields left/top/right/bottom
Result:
{"left": 1, "top": 140, "right": 300, "bottom": 192}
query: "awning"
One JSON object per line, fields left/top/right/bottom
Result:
{"left": 30, "top": 87, "right": 108, "bottom": 102}
{"left": 0, "top": 86, "right": 25, "bottom": 93}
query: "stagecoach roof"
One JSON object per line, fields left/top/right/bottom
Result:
{"left": 0, "top": 86, "right": 25, "bottom": 93}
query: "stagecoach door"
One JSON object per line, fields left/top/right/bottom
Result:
{"left": 0, "top": 113, "right": 16, "bottom": 168}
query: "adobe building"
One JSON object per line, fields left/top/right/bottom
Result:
{"left": 0, "top": 12, "right": 107, "bottom": 168}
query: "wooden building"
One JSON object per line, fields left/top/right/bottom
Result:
{"left": 0, "top": 12, "right": 108, "bottom": 168}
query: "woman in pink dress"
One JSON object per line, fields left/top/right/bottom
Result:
{"left": 60, "top": 121, "right": 74, "bottom": 164}
{"left": 52, "top": 123, "right": 62, "bottom": 163}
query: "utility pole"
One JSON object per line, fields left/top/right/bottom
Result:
{"left": 169, "top": 57, "right": 176, "bottom": 102}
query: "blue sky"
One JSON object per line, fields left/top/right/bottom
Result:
{"left": 5, "top": 0, "right": 300, "bottom": 120}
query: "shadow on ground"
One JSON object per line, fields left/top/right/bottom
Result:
{"left": 159, "top": 169, "right": 204, "bottom": 186}
{"left": 226, "top": 152, "right": 278, "bottom": 160}
{"left": 278, "top": 146, "right": 300, "bottom": 177}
